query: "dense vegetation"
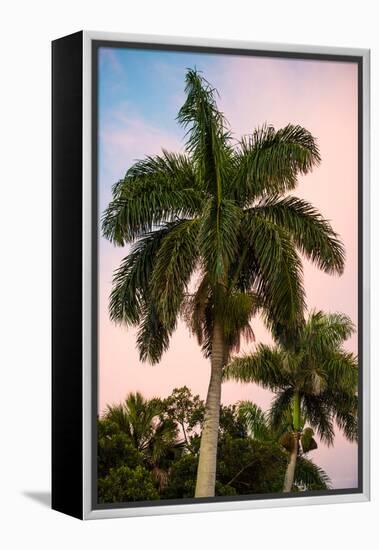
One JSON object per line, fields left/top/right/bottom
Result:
{"left": 98, "top": 387, "right": 333, "bottom": 503}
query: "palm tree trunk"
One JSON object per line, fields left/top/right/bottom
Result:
{"left": 283, "top": 391, "right": 301, "bottom": 493}
{"left": 195, "top": 319, "right": 224, "bottom": 497}
{"left": 283, "top": 434, "right": 299, "bottom": 492}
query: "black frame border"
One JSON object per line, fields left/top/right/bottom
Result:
{"left": 52, "top": 30, "right": 84, "bottom": 519}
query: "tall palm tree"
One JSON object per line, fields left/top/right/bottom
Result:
{"left": 224, "top": 311, "right": 358, "bottom": 492}
{"left": 103, "top": 392, "right": 179, "bottom": 490}
{"left": 102, "top": 69, "right": 345, "bottom": 497}
{"left": 236, "top": 401, "right": 332, "bottom": 490}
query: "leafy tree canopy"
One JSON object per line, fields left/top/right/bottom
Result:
{"left": 98, "top": 387, "right": 330, "bottom": 502}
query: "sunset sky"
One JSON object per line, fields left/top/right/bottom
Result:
{"left": 97, "top": 46, "right": 358, "bottom": 489}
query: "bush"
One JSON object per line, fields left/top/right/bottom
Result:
{"left": 98, "top": 419, "right": 142, "bottom": 478}
{"left": 98, "top": 465, "right": 159, "bottom": 503}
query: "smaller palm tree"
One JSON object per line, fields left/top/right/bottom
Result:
{"left": 224, "top": 311, "right": 358, "bottom": 492}
{"left": 103, "top": 392, "right": 180, "bottom": 490}
{"left": 237, "top": 401, "right": 331, "bottom": 490}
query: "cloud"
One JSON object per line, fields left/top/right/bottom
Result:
{"left": 99, "top": 107, "right": 183, "bottom": 209}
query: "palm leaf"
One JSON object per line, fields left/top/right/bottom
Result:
{"left": 269, "top": 388, "right": 295, "bottom": 431}
{"left": 244, "top": 213, "right": 305, "bottom": 326}
{"left": 109, "top": 223, "right": 175, "bottom": 325}
{"left": 102, "top": 151, "right": 201, "bottom": 245}
{"left": 302, "top": 394, "right": 335, "bottom": 446}
{"left": 224, "top": 345, "right": 293, "bottom": 390}
{"left": 150, "top": 218, "right": 199, "bottom": 325}
{"left": 253, "top": 195, "right": 345, "bottom": 275}
{"left": 136, "top": 301, "right": 176, "bottom": 364}
{"left": 230, "top": 124, "right": 321, "bottom": 205}
{"left": 199, "top": 197, "right": 241, "bottom": 284}
{"left": 324, "top": 351, "right": 358, "bottom": 393}
{"left": 324, "top": 391, "right": 358, "bottom": 442}
{"left": 177, "top": 68, "right": 232, "bottom": 197}
{"left": 301, "top": 311, "right": 355, "bottom": 356}
{"left": 295, "top": 456, "right": 332, "bottom": 490}
{"left": 238, "top": 401, "right": 271, "bottom": 441}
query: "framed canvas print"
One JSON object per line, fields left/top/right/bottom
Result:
{"left": 52, "top": 31, "right": 370, "bottom": 520}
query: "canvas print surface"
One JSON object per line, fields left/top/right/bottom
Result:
{"left": 96, "top": 44, "right": 360, "bottom": 506}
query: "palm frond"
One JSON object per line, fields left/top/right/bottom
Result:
{"left": 253, "top": 195, "right": 345, "bottom": 275}
{"left": 104, "top": 392, "right": 162, "bottom": 450}
{"left": 221, "top": 291, "right": 256, "bottom": 344}
{"left": 324, "top": 391, "right": 358, "bottom": 442}
{"left": 238, "top": 401, "right": 271, "bottom": 441}
{"left": 269, "top": 389, "right": 295, "bottom": 432}
{"left": 295, "top": 456, "right": 332, "bottom": 490}
{"left": 230, "top": 124, "right": 321, "bottom": 205}
{"left": 302, "top": 395, "right": 335, "bottom": 446}
{"left": 150, "top": 218, "right": 199, "bottom": 325}
{"left": 103, "top": 403, "right": 132, "bottom": 437}
{"left": 324, "top": 351, "right": 358, "bottom": 393}
{"left": 181, "top": 273, "right": 211, "bottom": 345}
{"left": 109, "top": 224, "right": 174, "bottom": 325}
{"left": 102, "top": 151, "right": 201, "bottom": 245}
{"left": 301, "top": 311, "right": 355, "bottom": 355}
{"left": 177, "top": 68, "right": 232, "bottom": 197}
{"left": 136, "top": 301, "right": 176, "bottom": 365}
{"left": 224, "top": 345, "right": 293, "bottom": 390}
{"left": 244, "top": 213, "right": 305, "bottom": 326}
{"left": 199, "top": 197, "right": 242, "bottom": 283}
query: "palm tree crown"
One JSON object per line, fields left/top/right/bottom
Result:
{"left": 103, "top": 69, "right": 344, "bottom": 364}
{"left": 103, "top": 392, "right": 179, "bottom": 467}
{"left": 224, "top": 311, "right": 358, "bottom": 491}
{"left": 225, "top": 311, "right": 358, "bottom": 444}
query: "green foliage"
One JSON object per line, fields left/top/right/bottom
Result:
{"left": 230, "top": 124, "right": 321, "bottom": 204}
{"left": 224, "top": 345, "right": 294, "bottom": 390}
{"left": 150, "top": 219, "right": 200, "bottom": 326}
{"left": 254, "top": 195, "right": 344, "bottom": 275}
{"left": 98, "top": 388, "right": 329, "bottom": 502}
{"left": 243, "top": 213, "right": 305, "bottom": 327}
{"left": 102, "top": 151, "right": 201, "bottom": 246}
{"left": 109, "top": 224, "right": 174, "bottom": 326}
{"left": 98, "top": 465, "right": 159, "bottom": 503}
{"left": 295, "top": 456, "right": 331, "bottom": 490}
{"left": 225, "top": 311, "right": 358, "bottom": 446}
{"left": 162, "top": 386, "right": 205, "bottom": 449}
{"left": 177, "top": 69, "right": 231, "bottom": 196}
{"left": 217, "top": 437, "right": 287, "bottom": 495}
{"left": 102, "top": 392, "right": 180, "bottom": 486}
{"left": 163, "top": 437, "right": 287, "bottom": 498}
{"left": 97, "top": 419, "right": 142, "bottom": 479}
{"left": 238, "top": 401, "right": 271, "bottom": 441}
{"left": 162, "top": 454, "right": 198, "bottom": 499}
{"left": 219, "top": 404, "right": 248, "bottom": 439}
{"left": 198, "top": 197, "right": 241, "bottom": 283}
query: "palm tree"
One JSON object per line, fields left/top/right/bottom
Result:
{"left": 224, "top": 311, "right": 358, "bottom": 492}
{"left": 102, "top": 69, "right": 345, "bottom": 497}
{"left": 237, "top": 401, "right": 331, "bottom": 491}
{"left": 103, "top": 392, "right": 180, "bottom": 490}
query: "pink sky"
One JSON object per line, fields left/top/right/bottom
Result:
{"left": 98, "top": 53, "right": 358, "bottom": 489}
